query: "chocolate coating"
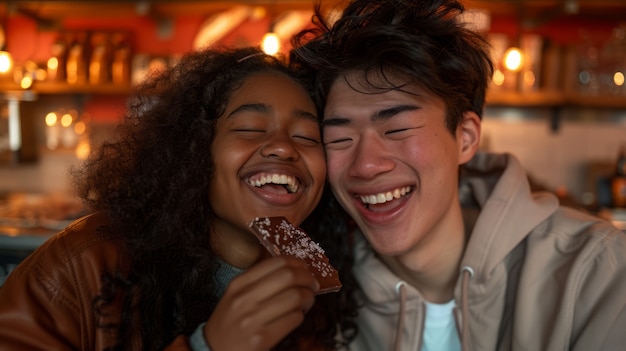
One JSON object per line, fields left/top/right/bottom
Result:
{"left": 249, "top": 216, "right": 342, "bottom": 294}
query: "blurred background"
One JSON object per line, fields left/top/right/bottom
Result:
{"left": 0, "top": 0, "right": 625, "bottom": 281}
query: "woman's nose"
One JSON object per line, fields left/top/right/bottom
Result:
{"left": 260, "top": 134, "right": 299, "bottom": 161}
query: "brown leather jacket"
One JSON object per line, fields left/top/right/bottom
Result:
{"left": 0, "top": 212, "right": 191, "bottom": 350}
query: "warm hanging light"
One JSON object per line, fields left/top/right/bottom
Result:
{"left": 0, "top": 22, "right": 12, "bottom": 74}
{"left": 261, "top": 1, "right": 280, "bottom": 56}
{"left": 0, "top": 50, "right": 12, "bottom": 74}
{"left": 261, "top": 31, "right": 280, "bottom": 55}
{"left": 503, "top": 47, "right": 524, "bottom": 72}
{"left": 615, "top": 71, "right": 625, "bottom": 87}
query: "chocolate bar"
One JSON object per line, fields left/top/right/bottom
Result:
{"left": 249, "top": 216, "right": 342, "bottom": 294}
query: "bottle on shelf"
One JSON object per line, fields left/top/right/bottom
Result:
{"left": 66, "top": 32, "right": 88, "bottom": 85}
{"left": 611, "top": 144, "right": 626, "bottom": 208}
{"left": 89, "top": 32, "right": 111, "bottom": 85}
{"left": 47, "top": 37, "right": 67, "bottom": 82}
{"left": 111, "top": 32, "right": 131, "bottom": 85}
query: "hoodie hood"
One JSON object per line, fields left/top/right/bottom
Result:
{"left": 454, "top": 152, "right": 560, "bottom": 350}
{"left": 459, "top": 152, "right": 559, "bottom": 283}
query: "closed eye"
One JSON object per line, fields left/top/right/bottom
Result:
{"left": 385, "top": 126, "right": 421, "bottom": 139}
{"left": 324, "top": 137, "right": 352, "bottom": 144}
{"left": 294, "top": 135, "right": 321, "bottom": 146}
{"left": 386, "top": 128, "right": 411, "bottom": 135}
{"left": 233, "top": 129, "right": 264, "bottom": 133}
{"left": 323, "top": 137, "right": 353, "bottom": 151}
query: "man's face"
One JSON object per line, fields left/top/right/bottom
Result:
{"left": 209, "top": 72, "right": 326, "bottom": 242}
{"left": 322, "top": 72, "right": 478, "bottom": 258}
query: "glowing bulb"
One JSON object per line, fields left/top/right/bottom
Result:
{"left": 614, "top": 71, "right": 625, "bottom": 87}
{"left": 261, "top": 32, "right": 280, "bottom": 56}
{"left": 0, "top": 51, "right": 12, "bottom": 73}
{"left": 47, "top": 57, "right": 59, "bottom": 70}
{"left": 75, "top": 140, "right": 91, "bottom": 159}
{"left": 492, "top": 69, "right": 505, "bottom": 86}
{"left": 74, "top": 121, "right": 86, "bottom": 135}
{"left": 45, "top": 112, "right": 58, "bottom": 127}
{"left": 61, "top": 113, "right": 73, "bottom": 127}
{"left": 503, "top": 47, "right": 524, "bottom": 72}
{"left": 20, "top": 76, "right": 33, "bottom": 89}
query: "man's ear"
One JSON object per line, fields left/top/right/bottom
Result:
{"left": 457, "top": 111, "right": 481, "bottom": 165}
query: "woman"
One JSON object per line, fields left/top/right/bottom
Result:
{"left": 0, "top": 47, "right": 357, "bottom": 350}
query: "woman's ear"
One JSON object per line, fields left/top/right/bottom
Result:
{"left": 457, "top": 111, "right": 481, "bottom": 165}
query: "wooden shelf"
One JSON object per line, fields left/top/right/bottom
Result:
{"left": 1, "top": 82, "right": 624, "bottom": 111}
{"left": 565, "top": 94, "right": 626, "bottom": 109}
{"left": 0, "top": 81, "right": 133, "bottom": 96}
{"left": 487, "top": 91, "right": 565, "bottom": 107}
{"left": 486, "top": 91, "right": 626, "bottom": 109}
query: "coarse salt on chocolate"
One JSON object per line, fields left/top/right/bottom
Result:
{"left": 249, "top": 216, "right": 342, "bottom": 294}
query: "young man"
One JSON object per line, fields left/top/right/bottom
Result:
{"left": 292, "top": 0, "right": 626, "bottom": 350}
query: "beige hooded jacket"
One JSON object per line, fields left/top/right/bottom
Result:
{"left": 347, "top": 152, "right": 626, "bottom": 351}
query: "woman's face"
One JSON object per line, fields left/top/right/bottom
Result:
{"left": 209, "top": 71, "right": 325, "bottom": 256}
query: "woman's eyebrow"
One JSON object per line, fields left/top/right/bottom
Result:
{"left": 227, "top": 103, "right": 268, "bottom": 118}
{"left": 228, "top": 103, "right": 317, "bottom": 122}
{"left": 295, "top": 109, "right": 318, "bottom": 122}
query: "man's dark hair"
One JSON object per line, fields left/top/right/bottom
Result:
{"left": 292, "top": 0, "right": 494, "bottom": 134}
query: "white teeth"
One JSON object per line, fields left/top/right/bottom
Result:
{"left": 248, "top": 174, "right": 299, "bottom": 193}
{"left": 360, "top": 186, "right": 413, "bottom": 205}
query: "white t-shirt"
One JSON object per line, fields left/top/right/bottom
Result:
{"left": 421, "top": 299, "right": 461, "bottom": 351}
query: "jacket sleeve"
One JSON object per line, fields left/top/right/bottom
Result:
{"left": 602, "top": 304, "right": 626, "bottom": 350}
{"left": 164, "top": 335, "right": 193, "bottom": 351}
{"left": 572, "top": 225, "right": 626, "bottom": 351}
{"left": 163, "top": 323, "right": 210, "bottom": 351}
{"left": 0, "top": 240, "right": 83, "bottom": 350}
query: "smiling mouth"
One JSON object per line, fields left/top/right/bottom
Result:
{"left": 247, "top": 173, "right": 300, "bottom": 194}
{"left": 359, "top": 186, "right": 413, "bottom": 209}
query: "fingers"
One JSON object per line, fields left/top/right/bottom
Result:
{"left": 227, "top": 287, "right": 314, "bottom": 350}
{"left": 205, "top": 256, "right": 319, "bottom": 351}
{"left": 237, "top": 285, "right": 316, "bottom": 330}
{"left": 228, "top": 256, "right": 320, "bottom": 296}
{"left": 245, "top": 308, "right": 309, "bottom": 350}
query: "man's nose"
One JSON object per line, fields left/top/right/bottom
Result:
{"left": 348, "top": 135, "right": 394, "bottom": 179}
{"left": 260, "top": 133, "right": 299, "bottom": 161}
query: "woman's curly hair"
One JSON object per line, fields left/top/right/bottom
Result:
{"left": 71, "top": 46, "right": 358, "bottom": 350}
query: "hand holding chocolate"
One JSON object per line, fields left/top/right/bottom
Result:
{"left": 248, "top": 216, "right": 342, "bottom": 294}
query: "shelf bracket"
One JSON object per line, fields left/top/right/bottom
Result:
{"left": 549, "top": 106, "right": 561, "bottom": 133}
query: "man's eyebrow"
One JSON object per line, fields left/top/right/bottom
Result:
{"left": 374, "top": 105, "right": 420, "bottom": 120}
{"left": 322, "top": 104, "right": 420, "bottom": 127}
{"left": 321, "top": 117, "right": 350, "bottom": 128}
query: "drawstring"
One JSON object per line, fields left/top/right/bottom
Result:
{"left": 394, "top": 270, "right": 473, "bottom": 351}
{"left": 459, "top": 266, "right": 474, "bottom": 351}
{"left": 393, "top": 281, "right": 407, "bottom": 351}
